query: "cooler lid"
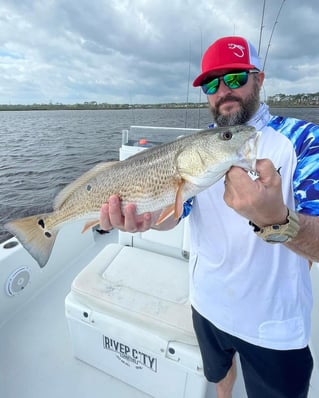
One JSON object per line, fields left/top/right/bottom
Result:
{"left": 71, "top": 243, "right": 196, "bottom": 345}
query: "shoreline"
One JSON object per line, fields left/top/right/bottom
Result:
{"left": 0, "top": 103, "right": 318, "bottom": 111}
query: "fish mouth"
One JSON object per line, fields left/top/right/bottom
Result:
{"left": 236, "top": 130, "right": 261, "bottom": 171}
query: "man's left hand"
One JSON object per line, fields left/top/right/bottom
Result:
{"left": 224, "top": 159, "right": 288, "bottom": 227}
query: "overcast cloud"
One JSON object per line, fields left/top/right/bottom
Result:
{"left": 0, "top": 0, "right": 318, "bottom": 104}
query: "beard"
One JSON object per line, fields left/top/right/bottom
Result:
{"left": 209, "top": 81, "right": 260, "bottom": 127}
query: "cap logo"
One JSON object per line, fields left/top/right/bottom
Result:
{"left": 228, "top": 43, "right": 245, "bottom": 58}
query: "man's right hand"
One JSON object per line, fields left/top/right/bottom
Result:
{"left": 99, "top": 195, "right": 180, "bottom": 233}
{"left": 99, "top": 195, "right": 154, "bottom": 233}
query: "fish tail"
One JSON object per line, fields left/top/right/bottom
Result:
{"left": 5, "top": 213, "right": 58, "bottom": 268}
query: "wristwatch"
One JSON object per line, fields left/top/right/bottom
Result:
{"left": 249, "top": 208, "right": 300, "bottom": 243}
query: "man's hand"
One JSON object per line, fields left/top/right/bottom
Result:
{"left": 99, "top": 195, "right": 155, "bottom": 232}
{"left": 99, "top": 195, "right": 178, "bottom": 232}
{"left": 224, "top": 159, "right": 288, "bottom": 227}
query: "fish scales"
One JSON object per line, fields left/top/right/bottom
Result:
{"left": 51, "top": 142, "right": 183, "bottom": 224}
{"left": 5, "top": 125, "right": 260, "bottom": 267}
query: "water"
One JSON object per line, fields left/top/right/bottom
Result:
{"left": 0, "top": 108, "right": 211, "bottom": 242}
{"left": 1, "top": 106, "right": 319, "bottom": 243}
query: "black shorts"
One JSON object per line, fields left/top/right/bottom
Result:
{"left": 192, "top": 307, "right": 313, "bottom": 398}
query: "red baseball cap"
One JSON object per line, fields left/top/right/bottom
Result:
{"left": 193, "top": 36, "right": 262, "bottom": 87}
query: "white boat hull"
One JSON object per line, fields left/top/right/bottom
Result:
{"left": 1, "top": 126, "right": 318, "bottom": 397}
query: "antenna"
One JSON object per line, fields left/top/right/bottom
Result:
{"left": 263, "top": 0, "right": 286, "bottom": 71}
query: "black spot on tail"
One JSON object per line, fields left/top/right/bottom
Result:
{"left": 38, "top": 219, "right": 45, "bottom": 229}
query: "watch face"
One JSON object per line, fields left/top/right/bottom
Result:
{"left": 265, "top": 233, "right": 289, "bottom": 243}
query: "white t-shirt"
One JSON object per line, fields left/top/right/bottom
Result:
{"left": 189, "top": 104, "right": 319, "bottom": 350}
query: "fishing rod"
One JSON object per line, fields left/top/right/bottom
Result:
{"left": 185, "top": 41, "right": 191, "bottom": 128}
{"left": 262, "top": 0, "right": 286, "bottom": 71}
{"left": 258, "top": 0, "right": 266, "bottom": 56}
{"left": 197, "top": 29, "right": 203, "bottom": 129}
{"left": 185, "top": 29, "right": 203, "bottom": 129}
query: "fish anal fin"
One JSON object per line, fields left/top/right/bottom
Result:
{"left": 82, "top": 220, "right": 100, "bottom": 233}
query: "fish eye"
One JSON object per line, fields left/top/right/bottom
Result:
{"left": 220, "top": 131, "right": 233, "bottom": 140}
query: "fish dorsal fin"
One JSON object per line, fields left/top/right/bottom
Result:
{"left": 53, "top": 161, "right": 118, "bottom": 210}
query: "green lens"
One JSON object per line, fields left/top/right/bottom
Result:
{"left": 223, "top": 72, "right": 248, "bottom": 89}
{"left": 202, "top": 77, "right": 219, "bottom": 94}
{"left": 201, "top": 71, "right": 250, "bottom": 95}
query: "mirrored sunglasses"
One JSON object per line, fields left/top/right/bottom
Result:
{"left": 201, "top": 70, "right": 259, "bottom": 95}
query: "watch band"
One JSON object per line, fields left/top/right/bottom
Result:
{"left": 249, "top": 208, "right": 300, "bottom": 243}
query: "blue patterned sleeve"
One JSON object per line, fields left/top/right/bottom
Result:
{"left": 272, "top": 117, "right": 319, "bottom": 215}
{"left": 181, "top": 197, "right": 193, "bottom": 218}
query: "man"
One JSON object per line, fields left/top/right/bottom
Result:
{"left": 99, "top": 36, "right": 319, "bottom": 397}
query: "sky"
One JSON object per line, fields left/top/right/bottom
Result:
{"left": 0, "top": 0, "right": 318, "bottom": 105}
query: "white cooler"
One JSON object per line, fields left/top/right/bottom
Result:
{"left": 65, "top": 242, "right": 211, "bottom": 398}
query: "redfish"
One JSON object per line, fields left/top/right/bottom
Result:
{"left": 5, "top": 125, "right": 259, "bottom": 267}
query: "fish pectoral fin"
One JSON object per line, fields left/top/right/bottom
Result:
{"left": 82, "top": 219, "right": 100, "bottom": 233}
{"left": 174, "top": 179, "right": 185, "bottom": 220}
{"left": 155, "top": 180, "right": 185, "bottom": 225}
{"left": 155, "top": 205, "right": 175, "bottom": 225}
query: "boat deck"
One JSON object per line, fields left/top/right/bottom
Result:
{"left": 0, "top": 227, "right": 155, "bottom": 398}
{"left": 2, "top": 126, "right": 319, "bottom": 397}
{"left": 1, "top": 222, "right": 319, "bottom": 397}
{"left": 0, "top": 222, "right": 243, "bottom": 398}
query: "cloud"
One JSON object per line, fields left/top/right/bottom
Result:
{"left": 0, "top": 0, "right": 318, "bottom": 104}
